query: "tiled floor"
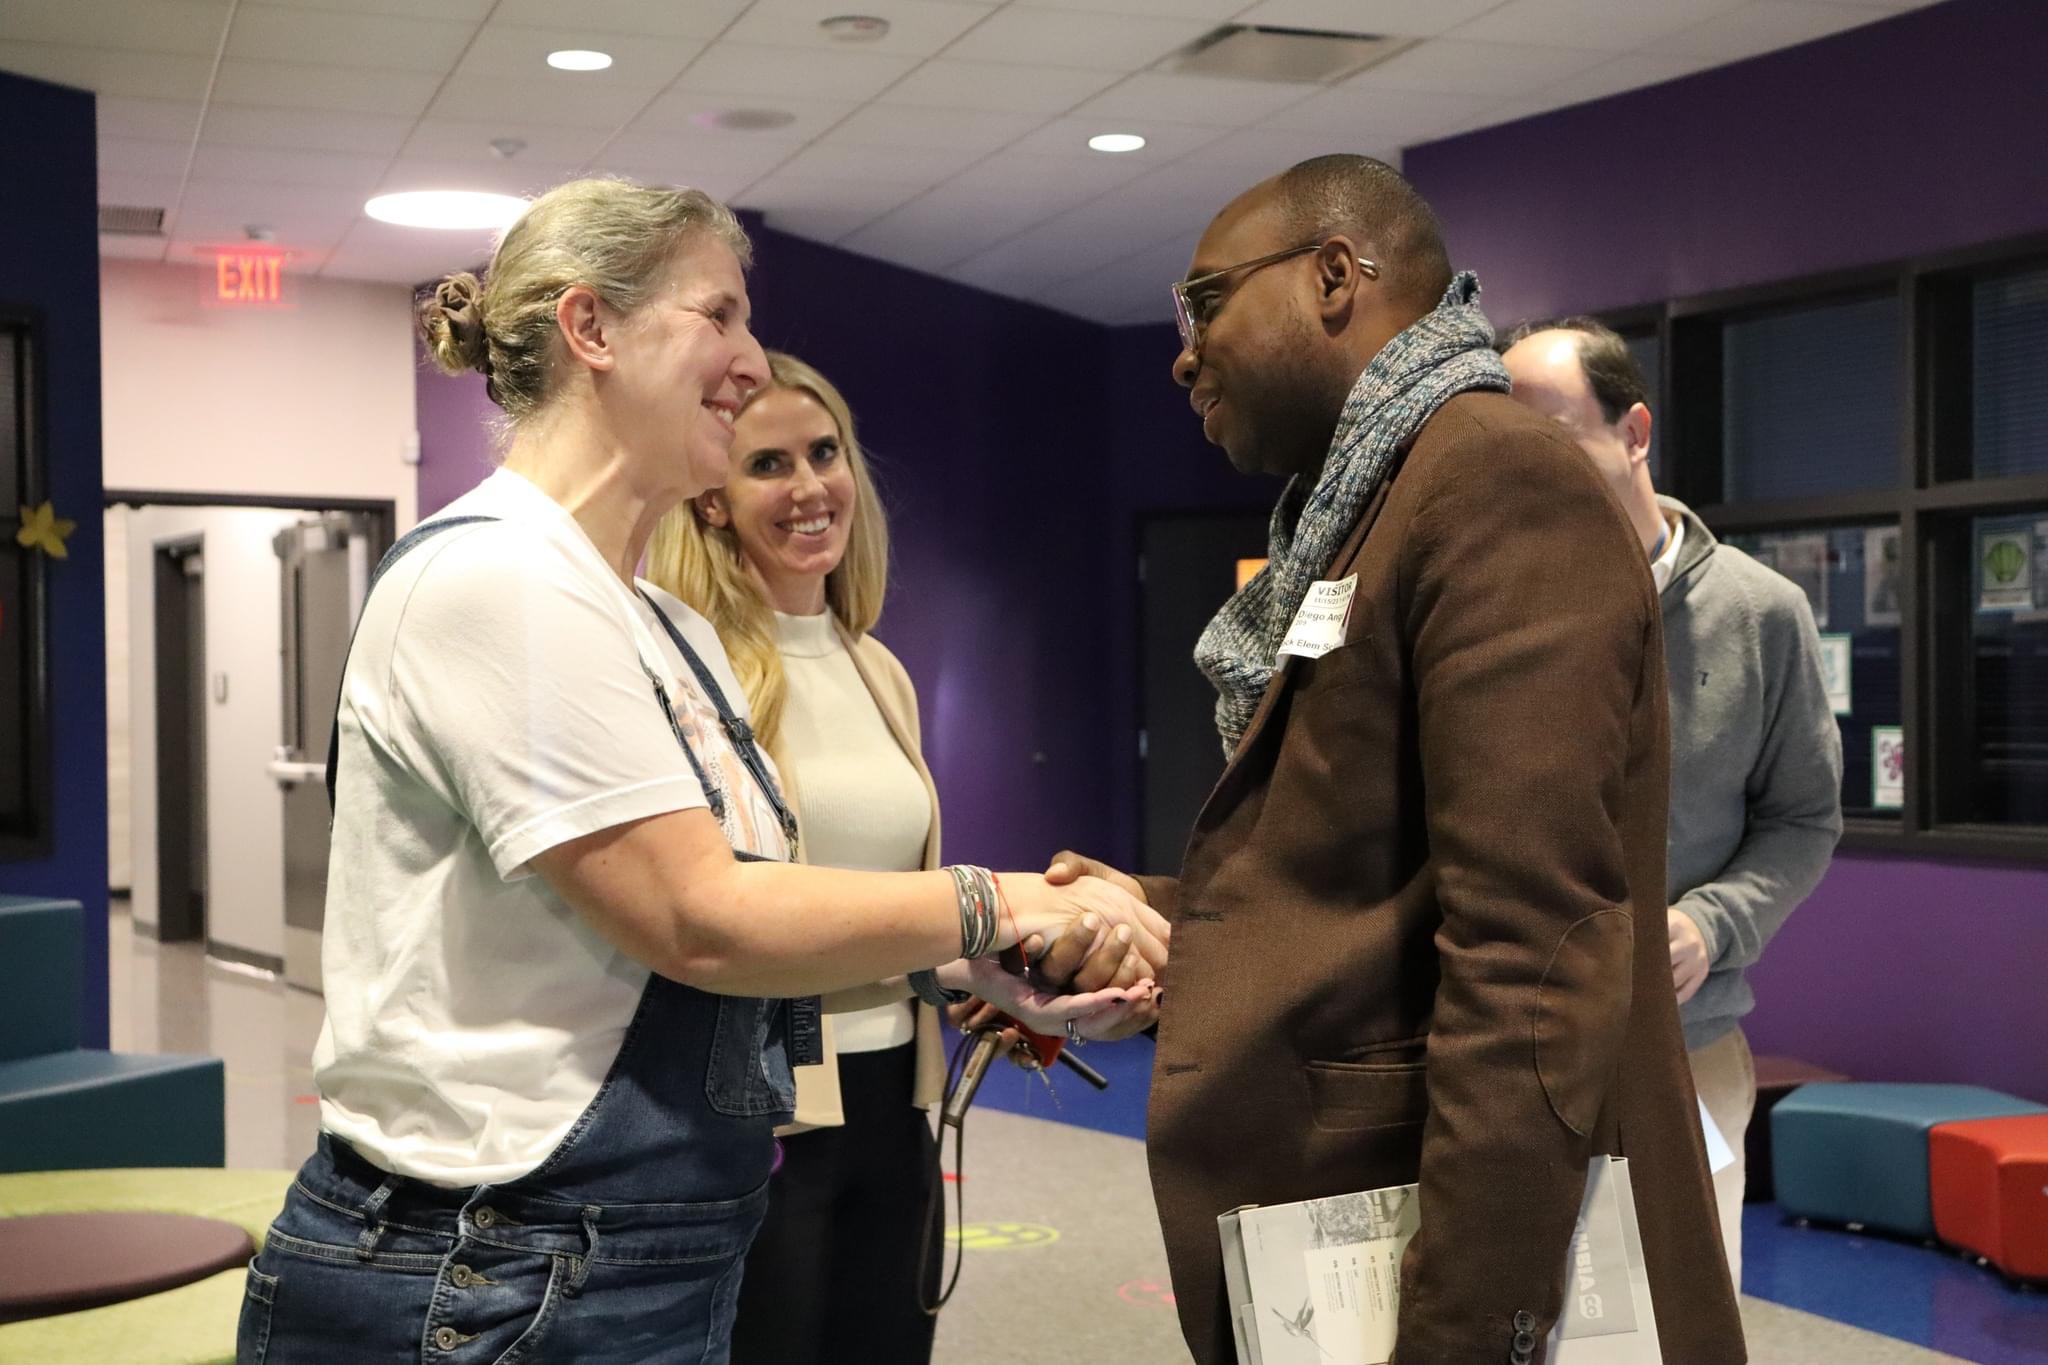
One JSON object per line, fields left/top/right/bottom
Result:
{"left": 108, "top": 904, "right": 2045, "bottom": 1363}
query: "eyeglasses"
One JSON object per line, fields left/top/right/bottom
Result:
{"left": 1171, "top": 244, "right": 1380, "bottom": 357}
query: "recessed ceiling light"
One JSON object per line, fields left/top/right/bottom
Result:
{"left": 547, "top": 49, "right": 613, "bottom": 71}
{"left": 819, "top": 14, "right": 890, "bottom": 42}
{"left": 1089, "top": 133, "right": 1147, "bottom": 154}
{"left": 365, "top": 190, "right": 528, "bottom": 231}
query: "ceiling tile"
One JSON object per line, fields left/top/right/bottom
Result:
{"left": 189, "top": 143, "right": 391, "bottom": 190}
{"left": 1648, "top": 1, "right": 1891, "bottom": 61}
{"left": 100, "top": 137, "right": 188, "bottom": 182}
{"left": 774, "top": 139, "right": 984, "bottom": 190}
{"left": 0, "top": 42, "right": 216, "bottom": 99}
{"left": 598, "top": 160, "right": 758, "bottom": 201}
{"left": 842, "top": 182, "right": 1076, "bottom": 270}
{"left": 256, "top": 0, "right": 495, "bottom": 23}
{"left": 486, "top": 0, "right": 750, "bottom": 40}
{"left": 1073, "top": 72, "right": 1318, "bottom": 127}
{"left": 946, "top": 8, "right": 1214, "bottom": 71}
{"left": 1450, "top": 0, "right": 1749, "bottom": 51}
{"left": 96, "top": 169, "right": 186, "bottom": 211}
{"left": 0, "top": 0, "right": 228, "bottom": 55}
{"left": 99, "top": 234, "right": 172, "bottom": 261}
{"left": 1262, "top": 84, "right": 1503, "bottom": 146}
{"left": 96, "top": 96, "right": 205, "bottom": 145}
{"left": 456, "top": 22, "right": 702, "bottom": 86}
{"left": 401, "top": 117, "right": 613, "bottom": 165}
{"left": 632, "top": 90, "right": 857, "bottom": 141}
{"left": 725, "top": 0, "right": 997, "bottom": 58}
{"left": 1539, "top": 51, "right": 1719, "bottom": 106}
{"left": 673, "top": 41, "right": 918, "bottom": 102}
{"left": 1009, "top": 114, "right": 1233, "bottom": 161}
{"left": 741, "top": 173, "right": 930, "bottom": 242}
{"left": 595, "top": 128, "right": 808, "bottom": 187}
{"left": 946, "top": 149, "right": 1141, "bottom": 205}
{"left": 822, "top": 104, "right": 1044, "bottom": 153}
{"left": 426, "top": 70, "right": 656, "bottom": 128}
{"left": 206, "top": 104, "right": 418, "bottom": 158}
{"left": 213, "top": 58, "right": 441, "bottom": 115}
{"left": 225, "top": 4, "right": 477, "bottom": 73}
{"left": 1235, "top": 0, "right": 1506, "bottom": 38}
{"left": 1346, "top": 37, "right": 1612, "bottom": 97}
{"left": 874, "top": 58, "right": 1121, "bottom": 114}
{"left": 1009, "top": 0, "right": 1245, "bottom": 18}
{"left": 320, "top": 220, "right": 496, "bottom": 285}
{"left": 175, "top": 177, "right": 369, "bottom": 236}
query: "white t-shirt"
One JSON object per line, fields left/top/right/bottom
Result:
{"left": 313, "top": 469, "right": 789, "bottom": 1187}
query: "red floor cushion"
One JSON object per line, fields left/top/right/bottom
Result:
{"left": 0, "top": 1211, "right": 254, "bottom": 1323}
{"left": 1930, "top": 1113, "right": 2048, "bottom": 1282}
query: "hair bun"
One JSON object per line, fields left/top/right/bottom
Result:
{"left": 424, "top": 272, "right": 490, "bottom": 376}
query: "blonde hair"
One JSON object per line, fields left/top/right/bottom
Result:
{"left": 417, "top": 176, "right": 751, "bottom": 421}
{"left": 648, "top": 352, "right": 891, "bottom": 764}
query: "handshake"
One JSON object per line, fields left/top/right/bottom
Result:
{"left": 931, "top": 851, "right": 1166, "bottom": 1051}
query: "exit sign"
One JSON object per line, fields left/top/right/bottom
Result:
{"left": 214, "top": 252, "right": 285, "bottom": 306}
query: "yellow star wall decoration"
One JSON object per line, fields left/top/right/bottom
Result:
{"left": 16, "top": 501, "right": 75, "bottom": 559}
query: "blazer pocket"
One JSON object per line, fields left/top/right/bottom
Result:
{"left": 1305, "top": 1058, "right": 1429, "bottom": 1133}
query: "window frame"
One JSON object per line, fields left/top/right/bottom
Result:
{"left": 0, "top": 306, "right": 53, "bottom": 863}
{"left": 1599, "top": 231, "right": 2048, "bottom": 862}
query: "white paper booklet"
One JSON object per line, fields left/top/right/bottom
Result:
{"left": 1217, "top": 1156, "right": 1662, "bottom": 1365}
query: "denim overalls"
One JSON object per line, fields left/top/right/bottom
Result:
{"left": 239, "top": 516, "right": 818, "bottom": 1364}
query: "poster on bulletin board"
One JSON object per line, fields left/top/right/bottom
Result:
{"left": 1977, "top": 524, "right": 2035, "bottom": 613}
{"left": 1872, "top": 726, "right": 1905, "bottom": 810}
{"left": 1818, "top": 634, "right": 1852, "bottom": 716}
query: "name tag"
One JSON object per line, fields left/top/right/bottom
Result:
{"left": 1277, "top": 575, "right": 1357, "bottom": 661}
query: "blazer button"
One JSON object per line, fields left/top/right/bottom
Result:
{"left": 1514, "top": 1329, "right": 1537, "bottom": 1352}
{"left": 1513, "top": 1310, "right": 1536, "bottom": 1332}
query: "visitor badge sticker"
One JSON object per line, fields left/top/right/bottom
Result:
{"left": 1278, "top": 574, "right": 1358, "bottom": 661}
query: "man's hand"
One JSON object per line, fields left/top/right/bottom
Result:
{"left": 1669, "top": 908, "right": 1710, "bottom": 1005}
{"left": 1044, "top": 850, "right": 1147, "bottom": 904}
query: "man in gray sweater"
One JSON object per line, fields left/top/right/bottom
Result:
{"left": 1502, "top": 318, "right": 1843, "bottom": 1287}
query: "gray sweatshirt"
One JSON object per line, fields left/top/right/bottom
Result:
{"left": 1659, "top": 496, "right": 1844, "bottom": 1051}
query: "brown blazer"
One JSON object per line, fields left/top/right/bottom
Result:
{"left": 781, "top": 625, "right": 946, "bottom": 1133}
{"left": 1139, "top": 392, "right": 1743, "bottom": 1365}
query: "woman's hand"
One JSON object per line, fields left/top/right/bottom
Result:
{"left": 932, "top": 956, "right": 1142, "bottom": 1034}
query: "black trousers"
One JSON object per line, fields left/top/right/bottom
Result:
{"left": 731, "top": 1040, "right": 942, "bottom": 1365}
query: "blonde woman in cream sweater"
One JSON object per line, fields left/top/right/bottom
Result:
{"left": 651, "top": 353, "right": 1139, "bottom": 1363}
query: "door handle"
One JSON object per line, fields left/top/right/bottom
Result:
{"left": 267, "top": 759, "right": 326, "bottom": 786}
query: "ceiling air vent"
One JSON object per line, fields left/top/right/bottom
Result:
{"left": 99, "top": 204, "right": 166, "bottom": 236}
{"left": 1161, "top": 25, "right": 1416, "bottom": 84}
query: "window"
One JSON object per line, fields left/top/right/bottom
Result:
{"left": 1725, "top": 524, "right": 1902, "bottom": 820}
{"left": 0, "top": 313, "right": 50, "bottom": 860}
{"left": 1668, "top": 236, "right": 2048, "bottom": 857}
{"left": 1970, "top": 266, "right": 2048, "bottom": 479}
{"left": 1721, "top": 294, "right": 1902, "bottom": 502}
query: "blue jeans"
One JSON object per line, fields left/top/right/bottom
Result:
{"left": 238, "top": 1136, "right": 768, "bottom": 1364}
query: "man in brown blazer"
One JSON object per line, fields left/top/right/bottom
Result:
{"left": 1049, "top": 156, "right": 1743, "bottom": 1363}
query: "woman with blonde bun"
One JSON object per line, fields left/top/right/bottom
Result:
{"left": 232, "top": 177, "right": 1165, "bottom": 1365}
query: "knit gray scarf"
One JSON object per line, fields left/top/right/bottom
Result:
{"left": 1194, "top": 272, "right": 1508, "bottom": 752}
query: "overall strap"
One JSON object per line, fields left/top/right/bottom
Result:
{"left": 325, "top": 516, "right": 499, "bottom": 811}
{"left": 633, "top": 588, "right": 801, "bottom": 858}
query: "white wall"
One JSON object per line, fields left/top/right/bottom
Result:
{"left": 125, "top": 505, "right": 304, "bottom": 960}
{"left": 100, "top": 259, "right": 418, "bottom": 527}
{"left": 102, "top": 257, "right": 418, "bottom": 929}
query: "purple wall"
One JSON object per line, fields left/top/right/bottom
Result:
{"left": 0, "top": 71, "right": 108, "bottom": 1045}
{"left": 415, "top": 363, "right": 496, "bottom": 520}
{"left": 1405, "top": 0, "right": 2048, "bottom": 1101}
{"left": 1406, "top": 0, "right": 2048, "bottom": 326}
